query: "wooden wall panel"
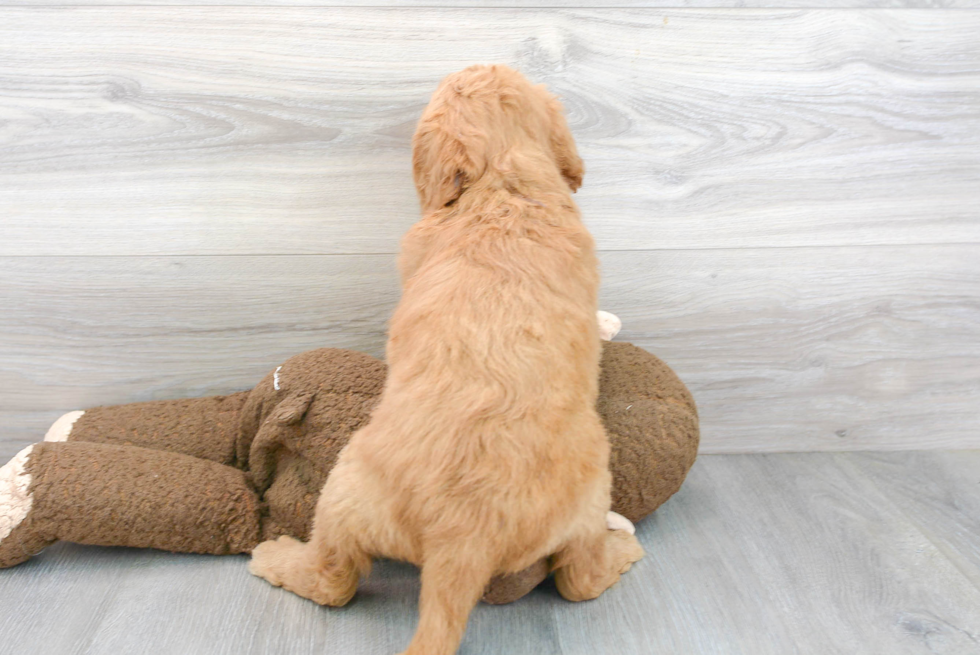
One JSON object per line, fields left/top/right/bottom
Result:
{"left": 1, "top": 9, "right": 977, "bottom": 255}
{"left": 2, "top": 0, "right": 978, "bottom": 7}
{"left": 2, "top": 245, "right": 976, "bottom": 459}
{"left": 1, "top": 7, "right": 976, "bottom": 454}
{"left": 603, "top": 246, "right": 980, "bottom": 452}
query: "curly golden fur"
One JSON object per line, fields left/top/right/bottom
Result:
{"left": 249, "top": 65, "right": 644, "bottom": 655}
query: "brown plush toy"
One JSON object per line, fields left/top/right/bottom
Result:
{"left": 0, "top": 314, "right": 699, "bottom": 604}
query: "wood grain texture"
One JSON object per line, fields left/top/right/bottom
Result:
{"left": 3, "top": 0, "right": 979, "bottom": 6}
{"left": 1, "top": 453, "right": 978, "bottom": 654}
{"left": 2, "top": 244, "right": 977, "bottom": 460}
{"left": 0, "top": 412, "right": 64, "bottom": 461}
{"left": 606, "top": 245, "right": 980, "bottom": 452}
{"left": 558, "top": 452, "right": 980, "bottom": 655}
{"left": 1, "top": 9, "right": 978, "bottom": 255}
{"left": 0, "top": 255, "right": 399, "bottom": 417}
{"left": 850, "top": 450, "right": 980, "bottom": 593}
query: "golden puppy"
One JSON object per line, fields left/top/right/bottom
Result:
{"left": 249, "top": 64, "right": 644, "bottom": 655}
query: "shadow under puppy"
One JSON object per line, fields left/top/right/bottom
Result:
{"left": 248, "top": 64, "right": 644, "bottom": 655}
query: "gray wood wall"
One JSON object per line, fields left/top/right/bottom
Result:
{"left": 1, "top": 4, "right": 978, "bottom": 457}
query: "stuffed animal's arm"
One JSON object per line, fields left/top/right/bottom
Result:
{"left": 43, "top": 393, "right": 249, "bottom": 467}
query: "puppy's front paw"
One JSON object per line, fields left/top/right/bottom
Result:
{"left": 248, "top": 535, "right": 304, "bottom": 587}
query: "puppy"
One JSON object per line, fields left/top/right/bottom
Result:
{"left": 249, "top": 64, "right": 644, "bottom": 655}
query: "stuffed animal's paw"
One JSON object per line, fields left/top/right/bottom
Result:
{"left": 597, "top": 311, "right": 622, "bottom": 341}
{"left": 605, "top": 510, "right": 635, "bottom": 535}
{"left": 0, "top": 445, "right": 50, "bottom": 569}
{"left": 43, "top": 411, "right": 84, "bottom": 443}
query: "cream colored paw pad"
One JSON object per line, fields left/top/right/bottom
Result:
{"left": 0, "top": 445, "right": 35, "bottom": 543}
{"left": 606, "top": 510, "right": 635, "bottom": 535}
{"left": 44, "top": 410, "right": 84, "bottom": 443}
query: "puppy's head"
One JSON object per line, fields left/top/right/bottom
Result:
{"left": 412, "top": 65, "right": 584, "bottom": 214}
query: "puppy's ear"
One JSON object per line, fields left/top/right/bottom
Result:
{"left": 546, "top": 96, "right": 584, "bottom": 192}
{"left": 412, "top": 120, "right": 484, "bottom": 214}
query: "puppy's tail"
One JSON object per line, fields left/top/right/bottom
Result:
{"left": 401, "top": 546, "right": 495, "bottom": 655}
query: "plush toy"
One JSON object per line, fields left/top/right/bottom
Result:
{"left": 0, "top": 314, "right": 698, "bottom": 604}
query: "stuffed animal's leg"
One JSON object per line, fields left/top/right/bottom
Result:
{"left": 44, "top": 391, "right": 249, "bottom": 466}
{"left": 0, "top": 445, "right": 48, "bottom": 568}
{"left": 0, "top": 441, "right": 261, "bottom": 568}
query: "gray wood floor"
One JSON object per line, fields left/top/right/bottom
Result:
{"left": 1, "top": 451, "right": 978, "bottom": 655}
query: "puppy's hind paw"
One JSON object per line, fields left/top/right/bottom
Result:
{"left": 248, "top": 535, "right": 304, "bottom": 587}
{"left": 609, "top": 529, "right": 645, "bottom": 575}
{"left": 248, "top": 535, "right": 357, "bottom": 607}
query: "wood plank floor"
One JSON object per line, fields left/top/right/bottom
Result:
{"left": 1, "top": 451, "right": 978, "bottom": 655}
